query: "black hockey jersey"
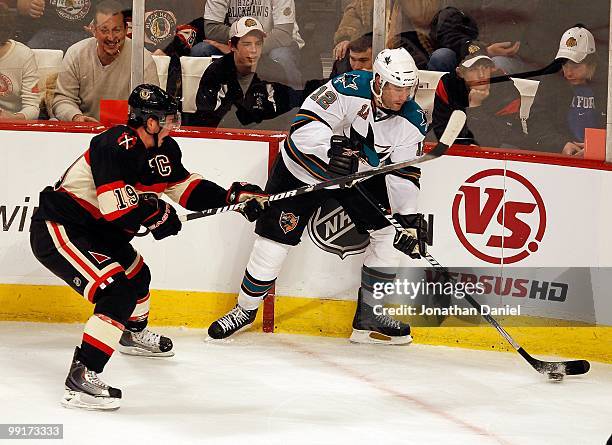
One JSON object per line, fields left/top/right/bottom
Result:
{"left": 33, "top": 125, "right": 227, "bottom": 238}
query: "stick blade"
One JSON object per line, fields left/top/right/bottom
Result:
{"left": 563, "top": 360, "right": 591, "bottom": 376}
{"left": 532, "top": 358, "right": 591, "bottom": 376}
{"left": 439, "top": 110, "right": 466, "bottom": 147}
{"left": 519, "top": 348, "right": 591, "bottom": 376}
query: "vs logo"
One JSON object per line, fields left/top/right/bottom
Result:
{"left": 452, "top": 169, "right": 546, "bottom": 264}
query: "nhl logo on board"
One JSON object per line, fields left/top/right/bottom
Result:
{"left": 307, "top": 198, "right": 369, "bottom": 259}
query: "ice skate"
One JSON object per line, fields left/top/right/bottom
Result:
{"left": 61, "top": 347, "right": 121, "bottom": 411}
{"left": 350, "top": 291, "right": 413, "bottom": 345}
{"left": 208, "top": 304, "right": 258, "bottom": 339}
{"left": 118, "top": 328, "right": 174, "bottom": 357}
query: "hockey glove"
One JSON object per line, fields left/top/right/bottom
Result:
{"left": 392, "top": 213, "right": 429, "bottom": 259}
{"left": 141, "top": 198, "right": 182, "bottom": 240}
{"left": 327, "top": 135, "right": 360, "bottom": 178}
{"left": 227, "top": 182, "right": 269, "bottom": 222}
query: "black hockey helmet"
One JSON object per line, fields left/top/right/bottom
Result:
{"left": 128, "top": 84, "right": 180, "bottom": 129}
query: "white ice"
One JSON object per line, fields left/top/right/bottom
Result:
{"left": 0, "top": 322, "right": 610, "bottom": 445}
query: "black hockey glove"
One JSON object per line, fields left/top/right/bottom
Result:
{"left": 392, "top": 213, "right": 429, "bottom": 259}
{"left": 141, "top": 198, "right": 182, "bottom": 240}
{"left": 227, "top": 182, "right": 269, "bottom": 222}
{"left": 327, "top": 135, "right": 360, "bottom": 178}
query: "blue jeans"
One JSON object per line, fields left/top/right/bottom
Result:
{"left": 190, "top": 41, "right": 224, "bottom": 57}
{"left": 427, "top": 48, "right": 456, "bottom": 72}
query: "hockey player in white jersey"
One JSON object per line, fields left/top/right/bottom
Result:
{"left": 209, "top": 48, "right": 430, "bottom": 344}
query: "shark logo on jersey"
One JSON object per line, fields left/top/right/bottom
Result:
{"left": 307, "top": 198, "right": 369, "bottom": 259}
{"left": 335, "top": 73, "right": 360, "bottom": 91}
{"left": 349, "top": 124, "right": 379, "bottom": 167}
{"left": 279, "top": 211, "right": 299, "bottom": 234}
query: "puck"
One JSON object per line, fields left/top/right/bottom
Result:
{"left": 548, "top": 372, "right": 564, "bottom": 382}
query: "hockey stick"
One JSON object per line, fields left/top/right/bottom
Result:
{"left": 489, "top": 60, "right": 561, "bottom": 84}
{"left": 135, "top": 110, "right": 466, "bottom": 236}
{"left": 354, "top": 184, "right": 591, "bottom": 379}
{"left": 421, "top": 253, "right": 590, "bottom": 379}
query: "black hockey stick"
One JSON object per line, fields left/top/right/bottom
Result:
{"left": 134, "top": 110, "right": 466, "bottom": 236}
{"left": 354, "top": 184, "right": 591, "bottom": 379}
{"left": 421, "top": 253, "right": 590, "bottom": 378}
{"left": 489, "top": 60, "right": 561, "bottom": 84}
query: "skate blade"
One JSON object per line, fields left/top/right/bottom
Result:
{"left": 205, "top": 322, "right": 254, "bottom": 342}
{"left": 349, "top": 329, "right": 413, "bottom": 345}
{"left": 117, "top": 345, "right": 175, "bottom": 357}
{"left": 61, "top": 389, "right": 120, "bottom": 411}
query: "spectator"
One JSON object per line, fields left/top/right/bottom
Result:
{"left": 426, "top": 1, "right": 606, "bottom": 76}
{"left": 427, "top": 6, "right": 478, "bottom": 72}
{"left": 200, "top": 0, "right": 304, "bottom": 87}
{"left": 333, "top": 0, "right": 437, "bottom": 69}
{"left": 52, "top": 0, "right": 159, "bottom": 122}
{"left": 386, "top": 0, "right": 439, "bottom": 69}
{"left": 193, "top": 16, "right": 298, "bottom": 128}
{"left": 0, "top": 3, "right": 39, "bottom": 120}
{"left": 15, "top": 0, "right": 120, "bottom": 52}
{"left": 332, "top": 0, "right": 371, "bottom": 62}
{"left": 463, "top": 0, "right": 609, "bottom": 76}
{"left": 431, "top": 40, "right": 523, "bottom": 147}
{"left": 330, "top": 33, "right": 372, "bottom": 77}
{"left": 527, "top": 26, "right": 606, "bottom": 157}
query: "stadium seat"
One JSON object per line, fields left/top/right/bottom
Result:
{"left": 180, "top": 56, "right": 213, "bottom": 113}
{"left": 415, "top": 70, "right": 446, "bottom": 124}
{"left": 151, "top": 54, "right": 171, "bottom": 91}
{"left": 511, "top": 77, "right": 540, "bottom": 134}
{"left": 32, "top": 49, "right": 63, "bottom": 81}
{"left": 32, "top": 49, "right": 64, "bottom": 119}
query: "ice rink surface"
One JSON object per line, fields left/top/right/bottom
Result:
{"left": 0, "top": 322, "right": 610, "bottom": 445}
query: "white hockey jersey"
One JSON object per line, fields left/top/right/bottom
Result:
{"left": 281, "top": 70, "right": 428, "bottom": 215}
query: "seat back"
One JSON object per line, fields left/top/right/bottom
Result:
{"left": 511, "top": 77, "right": 540, "bottom": 134}
{"left": 414, "top": 70, "right": 446, "bottom": 123}
{"left": 32, "top": 49, "right": 64, "bottom": 118}
{"left": 180, "top": 56, "right": 213, "bottom": 113}
{"left": 151, "top": 54, "right": 171, "bottom": 91}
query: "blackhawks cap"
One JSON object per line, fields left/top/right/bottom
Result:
{"left": 229, "top": 16, "right": 266, "bottom": 39}
{"left": 460, "top": 40, "right": 494, "bottom": 68}
{"left": 555, "top": 26, "right": 596, "bottom": 63}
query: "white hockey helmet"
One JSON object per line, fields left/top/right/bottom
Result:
{"left": 371, "top": 48, "right": 419, "bottom": 106}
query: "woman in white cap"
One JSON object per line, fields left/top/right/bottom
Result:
{"left": 527, "top": 25, "right": 606, "bottom": 157}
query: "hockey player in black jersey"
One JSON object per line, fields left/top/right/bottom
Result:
{"left": 30, "top": 84, "right": 268, "bottom": 410}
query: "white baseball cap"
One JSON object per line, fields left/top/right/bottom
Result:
{"left": 229, "top": 16, "right": 266, "bottom": 39}
{"left": 555, "top": 26, "right": 596, "bottom": 63}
